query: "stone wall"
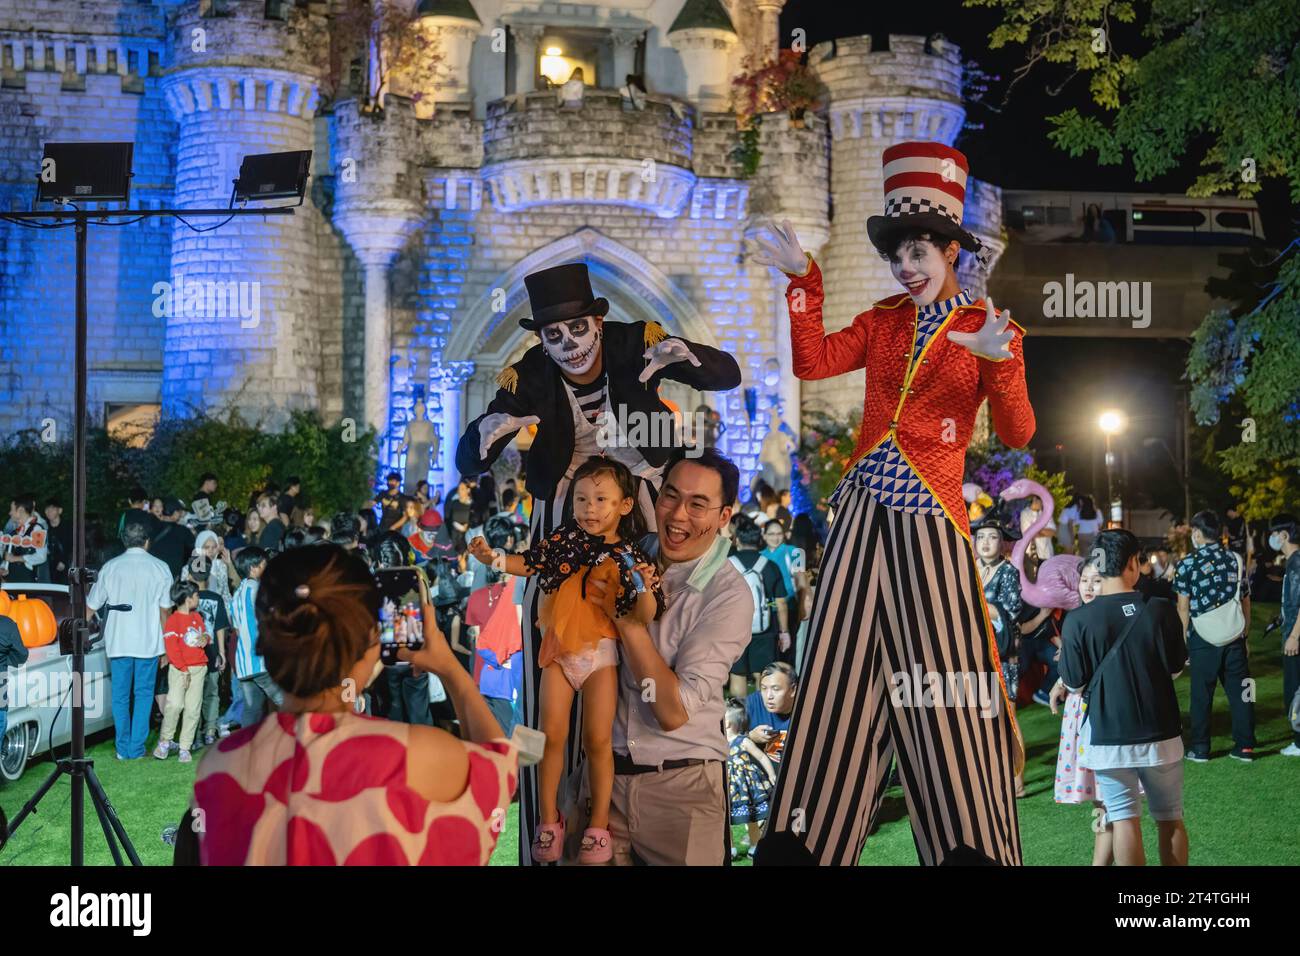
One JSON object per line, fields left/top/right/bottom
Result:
{"left": 0, "top": 0, "right": 174, "bottom": 436}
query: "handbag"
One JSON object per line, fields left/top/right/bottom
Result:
{"left": 1190, "top": 551, "right": 1246, "bottom": 647}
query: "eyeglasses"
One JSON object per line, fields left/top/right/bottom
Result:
{"left": 659, "top": 487, "right": 724, "bottom": 519}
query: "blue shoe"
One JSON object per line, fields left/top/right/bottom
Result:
{"left": 1032, "top": 689, "right": 1051, "bottom": 707}
{"left": 1185, "top": 750, "right": 1210, "bottom": 763}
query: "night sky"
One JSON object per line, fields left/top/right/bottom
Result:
{"left": 778, "top": 0, "right": 1250, "bottom": 512}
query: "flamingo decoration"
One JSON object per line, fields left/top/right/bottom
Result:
{"left": 1000, "top": 478, "right": 1082, "bottom": 611}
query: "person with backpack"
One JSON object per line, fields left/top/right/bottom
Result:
{"left": 1173, "top": 510, "right": 1256, "bottom": 762}
{"left": 727, "top": 515, "right": 789, "bottom": 700}
{"left": 1059, "top": 528, "right": 1189, "bottom": 866}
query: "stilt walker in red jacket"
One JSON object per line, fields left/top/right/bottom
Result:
{"left": 751, "top": 142, "right": 1036, "bottom": 865}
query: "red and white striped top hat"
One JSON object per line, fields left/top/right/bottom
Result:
{"left": 866, "top": 141, "right": 984, "bottom": 258}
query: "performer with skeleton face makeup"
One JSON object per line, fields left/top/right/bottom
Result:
{"left": 750, "top": 142, "right": 1035, "bottom": 866}
{"left": 456, "top": 261, "right": 741, "bottom": 864}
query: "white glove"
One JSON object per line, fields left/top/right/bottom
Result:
{"left": 639, "top": 338, "right": 701, "bottom": 383}
{"left": 750, "top": 218, "right": 809, "bottom": 275}
{"left": 947, "top": 296, "right": 1014, "bottom": 362}
{"left": 478, "top": 412, "right": 540, "bottom": 459}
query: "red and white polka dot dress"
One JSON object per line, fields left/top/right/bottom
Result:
{"left": 192, "top": 710, "right": 517, "bottom": 865}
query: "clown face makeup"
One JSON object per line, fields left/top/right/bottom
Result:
{"left": 888, "top": 236, "right": 958, "bottom": 307}
{"left": 540, "top": 317, "right": 601, "bottom": 377}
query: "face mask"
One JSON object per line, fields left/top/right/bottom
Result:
{"left": 541, "top": 318, "right": 601, "bottom": 376}
{"left": 1270, "top": 532, "right": 1286, "bottom": 552}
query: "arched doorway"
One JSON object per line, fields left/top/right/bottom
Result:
{"left": 445, "top": 228, "right": 724, "bottom": 434}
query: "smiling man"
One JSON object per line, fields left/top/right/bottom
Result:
{"left": 457, "top": 261, "right": 741, "bottom": 863}
{"left": 562, "top": 447, "right": 754, "bottom": 865}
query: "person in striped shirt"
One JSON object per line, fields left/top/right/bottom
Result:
{"left": 230, "top": 547, "right": 284, "bottom": 724}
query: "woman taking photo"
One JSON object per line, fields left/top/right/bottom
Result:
{"left": 181, "top": 544, "right": 517, "bottom": 865}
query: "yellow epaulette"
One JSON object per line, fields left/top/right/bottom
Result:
{"left": 643, "top": 320, "right": 670, "bottom": 348}
{"left": 494, "top": 366, "right": 519, "bottom": 394}
{"left": 873, "top": 292, "right": 912, "bottom": 310}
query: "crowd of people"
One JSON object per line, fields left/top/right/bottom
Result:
{"left": 3, "top": 456, "right": 1297, "bottom": 867}
{"left": 970, "top": 499, "right": 1300, "bottom": 866}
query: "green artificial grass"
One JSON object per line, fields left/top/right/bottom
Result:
{"left": 3, "top": 603, "right": 1295, "bottom": 866}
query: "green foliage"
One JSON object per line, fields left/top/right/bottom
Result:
{"left": 729, "top": 116, "right": 763, "bottom": 178}
{"left": 970, "top": 0, "right": 1300, "bottom": 512}
{"left": 0, "top": 412, "right": 378, "bottom": 528}
{"left": 1023, "top": 463, "right": 1074, "bottom": 524}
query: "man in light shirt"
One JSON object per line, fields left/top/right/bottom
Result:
{"left": 563, "top": 448, "right": 754, "bottom": 865}
{"left": 87, "top": 513, "right": 174, "bottom": 760}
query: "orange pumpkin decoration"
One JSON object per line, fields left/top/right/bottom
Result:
{"left": 8, "top": 594, "right": 58, "bottom": 648}
{"left": 0, "top": 588, "right": 10, "bottom": 618}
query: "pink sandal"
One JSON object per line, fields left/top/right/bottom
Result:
{"left": 532, "top": 819, "right": 565, "bottom": 863}
{"left": 578, "top": 827, "right": 612, "bottom": 865}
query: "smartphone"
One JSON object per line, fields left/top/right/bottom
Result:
{"left": 374, "top": 567, "right": 427, "bottom": 665}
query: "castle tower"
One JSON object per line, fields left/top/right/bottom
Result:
{"left": 666, "top": 0, "right": 740, "bottom": 111}
{"left": 806, "top": 34, "right": 1003, "bottom": 420}
{"left": 159, "top": 0, "right": 331, "bottom": 426}
{"left": 405, "top": 0, "right": 481, "bottom": 118}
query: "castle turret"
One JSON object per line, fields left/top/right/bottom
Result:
{"left": 329, "top": 96, "right": 426, "bottom": 451}
{"left": 666, "top": 0, "right": 739, "bottom": 111}
{"left": 160, "top": 0, "right": 331, "bottom": 426}
{"left": 407, "top": 0, "right": 480, "bottom": 118}
{"left": 805, "top": 34, "right": 1002, "bottom": 420}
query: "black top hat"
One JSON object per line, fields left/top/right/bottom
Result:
{"left": 519, "top": 262, "right": 609, "bottom": 331}
{"left": 970, "top": 500, "right": 1021, "bottom": 541}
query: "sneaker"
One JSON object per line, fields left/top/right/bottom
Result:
{"left": 1032, "top": 689, "right": 1052, "bottom": 707}
{"left": 177, "top": 749, "right": 193, "bottom": 764}
{"left": 578, "top": 826, "right": 613, "bottom": 865}
{"left": 152, "top": 743, "right": 170, "bottom": 760}
{"left": 218, "top": 723, "right": 232, "bottom": 738}
{"left": 1280, "top": 743, "right": 1300, "bottom": 758}
{"left": 730, "top": 845, "right": 740, "bottom": 860}
{"left": 531, "top": 820, "right": 565, "bottom": 864}
{"left": 202, "top": 733, "right": 217, "bottom": 747}
{"left": 1185, "top": 750, "right": 1210, "bottom": 763}
{"left": 1229, "top": 747, "right": 1255, "bottom": 762}
{"left": 747, "top": 845, "right": 757, "bottom": 860}
{"left": 115, "top": 752, "right": 129, "bottom": 761}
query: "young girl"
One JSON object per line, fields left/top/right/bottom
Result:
{"left": 725, "top": 699, "right": 777, "bottom": 859}
{"left": 155, "top": 580, "right": 210, "bottom": 763}
{"left": 468, "top": 455, "right": 662, "bottom": 864}
{"left": 1050, "top": 559, "right": 1116, "bottom": 865}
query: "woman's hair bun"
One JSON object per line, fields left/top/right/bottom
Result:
{"left": 254, "top": 544, "right": 382, "bottom": 699}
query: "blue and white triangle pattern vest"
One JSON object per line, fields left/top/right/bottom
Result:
{"left": 832, "top": 290, "right": 972, "bottom": 516}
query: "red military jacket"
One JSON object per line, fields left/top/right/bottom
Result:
{"left": 786, "top": 257, "right": 1036, "bottom": 538}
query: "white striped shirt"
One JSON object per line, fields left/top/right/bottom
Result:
{"left": 230, "top": 578, "right": 265, "bottom": 679}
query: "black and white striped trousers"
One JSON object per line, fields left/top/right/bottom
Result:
{"left": 765, "top": 485, "right": 1023, "bottom": 865}
{"left": 515, "top": 475, "right": 659, "bottom": 866}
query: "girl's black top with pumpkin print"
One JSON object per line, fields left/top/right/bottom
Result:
{"left": 521, "top": 519, "right": 664, "bottom": 621}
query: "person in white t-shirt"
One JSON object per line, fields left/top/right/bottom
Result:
{"left": 87, "top": 513, "right": 174, "bottom": 760}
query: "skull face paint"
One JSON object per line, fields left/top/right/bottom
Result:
{"left": 540, "top": 317, "right": 601, "bottom": 376}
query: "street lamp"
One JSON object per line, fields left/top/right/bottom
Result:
{"left": 1098, "top": 410, "right": 1126, "bottom": 525}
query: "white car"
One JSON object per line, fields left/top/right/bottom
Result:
{"left": 1, "top": 583, "right": 115, "bottom": 785}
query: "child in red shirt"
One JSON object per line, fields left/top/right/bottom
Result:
{"left": 154, "top": 580, "right": 209, "bottom": 763}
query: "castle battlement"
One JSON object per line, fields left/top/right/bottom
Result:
{"left": 0, "top": 1, "right": 1007, "bottom": 491}
{"left": 166, "top": 0, "right": 329, "bottom": 79}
